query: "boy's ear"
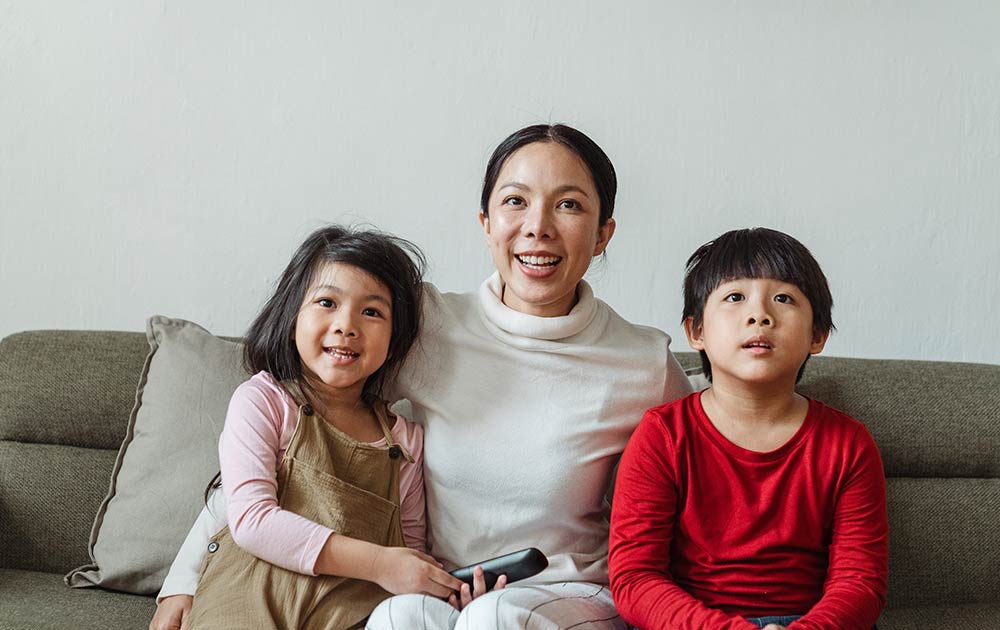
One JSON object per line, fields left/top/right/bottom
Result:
{"left": 810, "top": 329, "right": 830, "bottom": 355}
{"left": 684, "top": 317, "right": 705, "bottom": 351}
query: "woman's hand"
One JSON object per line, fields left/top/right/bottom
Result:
{"left": 149, "top": 594, "right": 193, "bottom": 630}
{"left": 371, "top": 546, "right": 465, "bottom": 598}
{"left": 447, "top": 565, "right": 508, "bottom": 610}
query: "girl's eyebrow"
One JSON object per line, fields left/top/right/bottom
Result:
{"left": 310, "top": 284, "right": 391, "bottom": 306}
{"left": 496, "top": 181, "right": 591, "bottom": 198}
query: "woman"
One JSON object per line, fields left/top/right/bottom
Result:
{"left": 151, "top": 124, "right": 692, "bottom": 630}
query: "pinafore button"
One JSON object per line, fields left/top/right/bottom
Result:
{"left": 388, "top": 445, "right": 402, "bottom": 459}
{"left": 207, "top": 541, "right": 219, "bottom": 553}
{"left": 302, "top": 405, "right": 314, "bottom": 416}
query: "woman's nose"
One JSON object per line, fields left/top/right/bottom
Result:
{"left": 521, "top": 204, "right": 554, "bottom": 239}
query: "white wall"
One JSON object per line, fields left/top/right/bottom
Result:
{"left": 2, "top": 1, "right": 998, "bottom": 364}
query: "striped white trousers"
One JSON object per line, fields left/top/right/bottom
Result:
{"left": 366, "top": 582, "right": 628, "bottom": 630}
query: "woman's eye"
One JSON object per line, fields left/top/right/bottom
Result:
{"left": 724, "top": 293, "right": 743, "bottom": 302}
{"left": 558, "top": 199, "right": 580, "bottom": 210}
{"left": 503, "top": 196, "right": 525, "bottom": 206}
{"left": 318, "top": 298, "right": 334, "bottom": 308}
{"left": 774, "top": 294, "right": 793, "bottom": 304}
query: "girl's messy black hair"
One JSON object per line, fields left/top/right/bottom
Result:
{"left": 206, "top": 224, "right": 426, "bottom": 503}
{"left": 682, "top": 227, "right": 834, "bottom": 382}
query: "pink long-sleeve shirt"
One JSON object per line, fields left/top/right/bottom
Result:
{"left": 218, "top": 371, "right": 425, "bottom": 576}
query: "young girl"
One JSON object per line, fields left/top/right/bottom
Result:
{"left": 184, "top": 225, "right": 464, "bottom": 630}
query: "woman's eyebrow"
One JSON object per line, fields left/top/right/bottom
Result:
{"left": 496, "top": 181, "right": 591, "bottom": 198}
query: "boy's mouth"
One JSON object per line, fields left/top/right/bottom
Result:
{"left": 742, "top": 336, "right": 774, "bottom": 350}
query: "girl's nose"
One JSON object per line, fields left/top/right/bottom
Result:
{"left": 332, "top": 315, "right": 358, "bottom": 337}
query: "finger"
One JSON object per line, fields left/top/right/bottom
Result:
{"left": 460, "top": 582, "right": 473, "bottom": 608}
{"left": 447, "top": 593, "right": 460, "bottom": 610}
{"left": 472, "top": 565, "right": 487, "bottom": 597}
{"left": 180, "top": 609, "right": 191, "bottom": 630}
{"left": 431, "top": 566, "right": 465, "bottom": 592}
{"left": 492, "top": 574, "right": 508, "bottom": 591}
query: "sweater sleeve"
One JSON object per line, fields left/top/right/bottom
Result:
{"left": 609, "top": 412, "right": 757, "bottom": 630}
{"left": 792, "top": 425, "right": 888, "bottom": 630}
{"left": 219, "top": 379, "right": 334, "bottom": 575}
{"left": 156, "top": 491, "right": 227, "bottom": 600}
{"left": 664, "top": 349, "right": 696, "bottom": 403}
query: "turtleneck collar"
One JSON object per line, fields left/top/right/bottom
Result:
{"left": 477, "top": 272, "right": 600, "bottom": 341}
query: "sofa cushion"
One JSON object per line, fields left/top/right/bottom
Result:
{"left": 65, "top": 316, "right": 247, "bottom": 595}
{"left": 0, "top": 568, "right": 156, "bottom": 630}
{"left": 0, "top": 330, "right": 148, "bottom": 449}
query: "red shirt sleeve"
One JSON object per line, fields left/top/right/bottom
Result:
{"left": 792, "top": 425, "right": 888, "bottom": 630}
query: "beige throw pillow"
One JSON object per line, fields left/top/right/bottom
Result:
{"left": 65, "top": 316, "right": 247, "bottom": 595}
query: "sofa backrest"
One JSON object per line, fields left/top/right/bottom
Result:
{"left": 1, "top": 331, "right": 998, "bottom": 610}
{"left": 0, "top": 330, "right": 149, "bottom": 574}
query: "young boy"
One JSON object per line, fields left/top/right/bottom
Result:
{"left": 609, "top": 228, "right": 888, "bottom": 630}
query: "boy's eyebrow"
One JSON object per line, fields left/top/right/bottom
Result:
{"left": 310, "top": 285, "right": 391, "bottom": 306}
{"left": 496, "top": 181, "right": 592, "bottom": 198}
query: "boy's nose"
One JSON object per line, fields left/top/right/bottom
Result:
{"left": 747, "top": 315, "right": 772, "bottom": 326}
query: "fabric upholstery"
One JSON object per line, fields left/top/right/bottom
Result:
{"left": 0, "top": 330, "right": 148, "bottom": 449}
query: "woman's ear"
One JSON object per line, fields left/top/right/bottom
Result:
{"left": 479, "top": 211, "right": 490, "bottom": 236}
{"left": 684, "top": 317, "right": 705, "bottom": 351}
{"left": 593, "top": 218, "right": 616, "bottom": 256}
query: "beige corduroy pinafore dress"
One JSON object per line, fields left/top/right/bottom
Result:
{"left": 188, "top": 382, "right": 411, "bottom": 630}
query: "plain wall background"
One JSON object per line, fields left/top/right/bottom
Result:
{"left": 2, "top": 1, "right": 998, "bottom": 364}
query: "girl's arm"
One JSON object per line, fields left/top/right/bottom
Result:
{"left": 609, "top": 413, "right": 757, "bottom": 630}
{"left": 787, "top": 426, "right": 888, "bottom": 630}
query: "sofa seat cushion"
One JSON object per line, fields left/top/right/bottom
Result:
{"left": 879, "top": 603, "right": 1000, "bottom": 629}
{"left": 0, "top": 568, "right": 155, "bottom": 629}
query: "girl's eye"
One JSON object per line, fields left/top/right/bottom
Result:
{"left": 503, "top": 196, "right": 525, "bottom": 207}
{"left": 318, "top": 298, "right": 334, "bottom": 308}
{"left": 774, "top": 294, "right": 793, "bottom": 304}
{"left": 724, "top": 293, "right": 744, "bottom": 302}
{"left": 362, "top": 307, "right": 383, "bottom": 318}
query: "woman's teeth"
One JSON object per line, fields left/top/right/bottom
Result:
{"left": 516, "top": 255, "right": 561, "bottom": 269}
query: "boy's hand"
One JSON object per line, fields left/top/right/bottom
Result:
{"left": 149, "top": 594, "right": 193, "bottom": 630}
{"left": 447, "top": 565, "right": 508, "bottom": 610}
{"left": 372, "top": 547, "right": 464, "bottom": 598}
{"left": 761, "top": 625, "right": 787, "bottom": 630}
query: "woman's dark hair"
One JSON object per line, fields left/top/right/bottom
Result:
{"left": 205, "top": 224, "right": 425, "bottom": 503}
{"left": 681, "top": 227, "right": 835, "bottom": 383}
{"left": 480, "top": 123, "right": 617, "bottom": 226}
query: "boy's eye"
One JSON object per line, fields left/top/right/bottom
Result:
{"left": 724, "top": 293, "right": 744, "bottom": 302}
{"left": 317, "top": 298, "right": 334, "bottom": 308}
{"left": 774, "top": 294, "right": 793, "bottom": 304}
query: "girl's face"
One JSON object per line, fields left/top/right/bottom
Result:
{"left": 294, "top": 262, "right": 393, "bottom": 402}
{"left": 480, "top": 141, "right": 615, "bottom": 317}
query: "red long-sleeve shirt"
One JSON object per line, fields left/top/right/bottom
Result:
{"left": 609, "top": 392, "right": 887, "bottom": 630}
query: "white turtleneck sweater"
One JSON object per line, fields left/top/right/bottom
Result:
{"left": 158, "top": 275, "right": 691, "bottom": 597}
{"left": 390, "top": 274, "right": 692, "bottom": 585}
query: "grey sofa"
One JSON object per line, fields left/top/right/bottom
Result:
{"left": 1, "top": 329, "right": 998, "bottom": 629}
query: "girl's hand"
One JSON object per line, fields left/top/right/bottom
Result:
{"left": 372, "top": 547, "right": 464, "bottom": 598}
{"left": 447, "top": 565, "right": 508, "bottom": 610}
{"left": 148, "top": 594, "right": 193, "bottom": 630}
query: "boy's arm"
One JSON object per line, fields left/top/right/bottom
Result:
{"left": 791, "top": 425, "right": 889, "bottom": 630}
{"left": 609, "top": 413, "right": 757, "bottom": 630}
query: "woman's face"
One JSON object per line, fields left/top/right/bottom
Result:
{"left": 480, "top": 141, "right": 615, "bottom": 317}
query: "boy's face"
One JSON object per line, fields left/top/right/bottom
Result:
{"left": 684, "top": 278, "right": 829, "bottom": 389}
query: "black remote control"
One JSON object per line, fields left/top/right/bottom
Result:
{"left": 449, "top": 547, "right": 548, "bottom": 591}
